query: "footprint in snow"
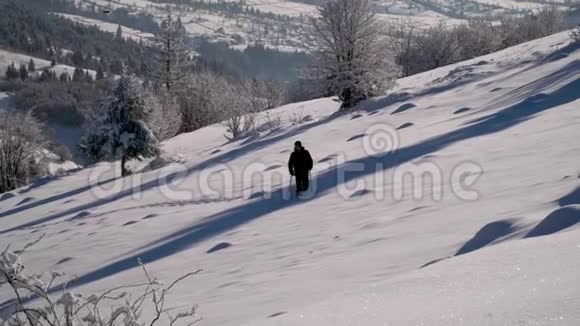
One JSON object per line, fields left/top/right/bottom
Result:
{"left": 268, "top": 312, "right": 287, "bottom": 318}
{"left": 207, "top": 242, "right": 232, "bottom": 254}
{"left": 142, "top": 214, "right": 158, "bottom": 220}
{"left": 409, "top": 205, "right": 429, "bottom": 212}
{"left": 318, "top": 154, "right": 338, "bottom": 163}
{"left": 420, "top": 257, "right": 450, "bottom": 269}
{"left": 350, "top": 189, "right": 371, "bottom": 198}
{"left": 70, "top": 211, "right": 91, "bottom": 220}
{"left": 397, "top": 122, "right": 414, "bottom": 130}
{"left": 350, "top": 113, "right": 363, "bottom": 120}
{"left": 16, "top": 197, "right": 34, "bottom": 206}
{"left": 264, "top": 164, "right": 282, "bottom": 172}
{"left": 347, "top": 134, "right": 366, "bottom": 142}
{"left": 391, "top": 103, "right": 416, "bottom": 115}
{"left": 56, "top": 257, "right": 73, "bottom": 265}
{"left": 453, "top": 107, "right": 472, "bottom": 114}
{"left": 217, "top": 281, "right": 239, "bottom": 289}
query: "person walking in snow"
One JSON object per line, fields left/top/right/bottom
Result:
{"left": 288, "top": 141, "right": 313, "bottom": 196}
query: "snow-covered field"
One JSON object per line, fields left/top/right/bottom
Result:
{"left": 63, "top": 0, "right": 577, "bottom": 53}
{"left": 1, "top": 31, "right": 580, "bottom": 325}
{"left": 0, "top": 50, "right": 52, "bottom": 78}
{"left": 0, "top": 49, "right": 96, "bottom": 79}
{"left": 54, "top": 13, "right": 155, "bottom": 42}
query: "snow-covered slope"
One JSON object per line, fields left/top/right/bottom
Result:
{"left": 53, "top": 13, "right": 155, "bottom": 42}
{"left": 1, "top": 32, "right": 580, "bottom": 325}
{"left": 0, "top": 49, "right": 96, "bottom": 79}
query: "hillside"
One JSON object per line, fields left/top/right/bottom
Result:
{"left": 0, "top": 31, "right": 579, "bottom": 325}
{"left": 58, "top": 0, "right": 574, "bottom": 52}
{"left": 0, "top": 50, "right": 97, "bottom": 79}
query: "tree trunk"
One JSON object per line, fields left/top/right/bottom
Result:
{"left": 121, "top": 155, "right": 128, "bottom": 177}
{"left": 341, "top": 87, "right": 352, "bottom": 109}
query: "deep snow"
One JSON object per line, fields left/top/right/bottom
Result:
{"left": 1, "top": 31, "right": 580, "bottom": 325}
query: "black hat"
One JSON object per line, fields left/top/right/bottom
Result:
{"left": 294, "top": 141, "right": 302, "bottom": 147}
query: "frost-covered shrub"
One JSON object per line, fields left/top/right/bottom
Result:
{"left": 0, "top": 111, "right": 47, "bottom": 194}
{"left": 0, "top": 237, "right": 202, "bottom": 326}
{"left": 222, "top": 84, "right": 259, "bottom": 140}
{"left": 572, "top": 26, "right": 580, "bottom": 43}
{"left": 146, "top": 90, "right": 182, "bottom": 141}
{"left": 178, "top": 72, "right": 228, "bottom": 133}
{"left": 80, "top": 76, "right": 160, "bottom": 176}
{"left": 288, "top": 110, "right": 313, "bottom": 125}
{"left": 256, "top": 111, "right": 282, "bottom": 133}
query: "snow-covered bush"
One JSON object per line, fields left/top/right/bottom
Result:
{"left": 80, "top": 76, "right": 160, "bottom": 176}
{"left": 256, "top": 111, "right": 282, "bottom": 133}
{"left": 414, "top": 22, "right": 461, "bottom": 73}
{"left": 178, "top": 72, "right": 228, "bottom": 133}
{"left": 572, "top": 26, "right": 580, "bottom": 42}
{"left": 454, "top": 19, "right": 501, "bottom": 60}
{"left": 388, "top": 8, "right": 565, "bottom": 78}
{"left": 0, "top": 238, "right": 202, "bottom": 326}
{"left": 0, "top": 111, "right": 47, "bottom": 194}
{"left": 288, "top": 110, "right": 313, "bottom": 125}
{"left": 146, "top": 90, "right": 182, "bottom": 141}
{"left": 242, "top": 79, "right": 287, "bottom": 112}
{"left": 499, "top": 5, "right": 564, "bottom": 47}
{"left": 221, "top": 82, "right": 260, "bottom": 140}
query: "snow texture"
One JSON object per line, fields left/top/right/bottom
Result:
{"left": 0, "top": 31, "right": 579, "bottom": 325}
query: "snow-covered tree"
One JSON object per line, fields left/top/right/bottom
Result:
{"left": 310, "top": 0, "right": 399, "bottom": 108}
{"left": 222, "top": 82, "right": 258, "bottom": 140}
{"left": 18, "top": 64, "right": 28, "bottom": 80}
{"left": 242, "top": 78, "right": 287, "bottom": 112}
{"left": 572, "top": 25, "right": 580, "bottom": 42}
{"left": 0, "top": 111, "right": 46, "bottom": 194}
{"left": 454, "top": 19, "right": 500, "bottom": 60}
{"left": 5, "top": 63, "right": 19, "bottom": 80}
{"left": 147, "top": 89, "right": 182, "bottom": 141}
{"left": 386, "top": 21, "right": 418, "bottom": 77}
{"left": 27, "top": 59, "right": 35, "bottom": 72}
{"left": 115, "top": 24, "right": 123, "bottom": 41}
{"left": 151, "top": 9, "right": 191, "bottom": 94}
{"left": 80, "top": 76, "right": 159, "bottom": 176}
{"left": 96, "top": 65, "right": 105, "bottom": 80}
{"left": 179, "top": 72, "right": 228, "bottom": 133}
{"left": 415, "top": 22, "right": 460, "bottom": 72}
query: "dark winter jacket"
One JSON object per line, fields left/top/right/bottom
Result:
{"left": 288, "top": 148, "right": 313, "bottom": 176}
